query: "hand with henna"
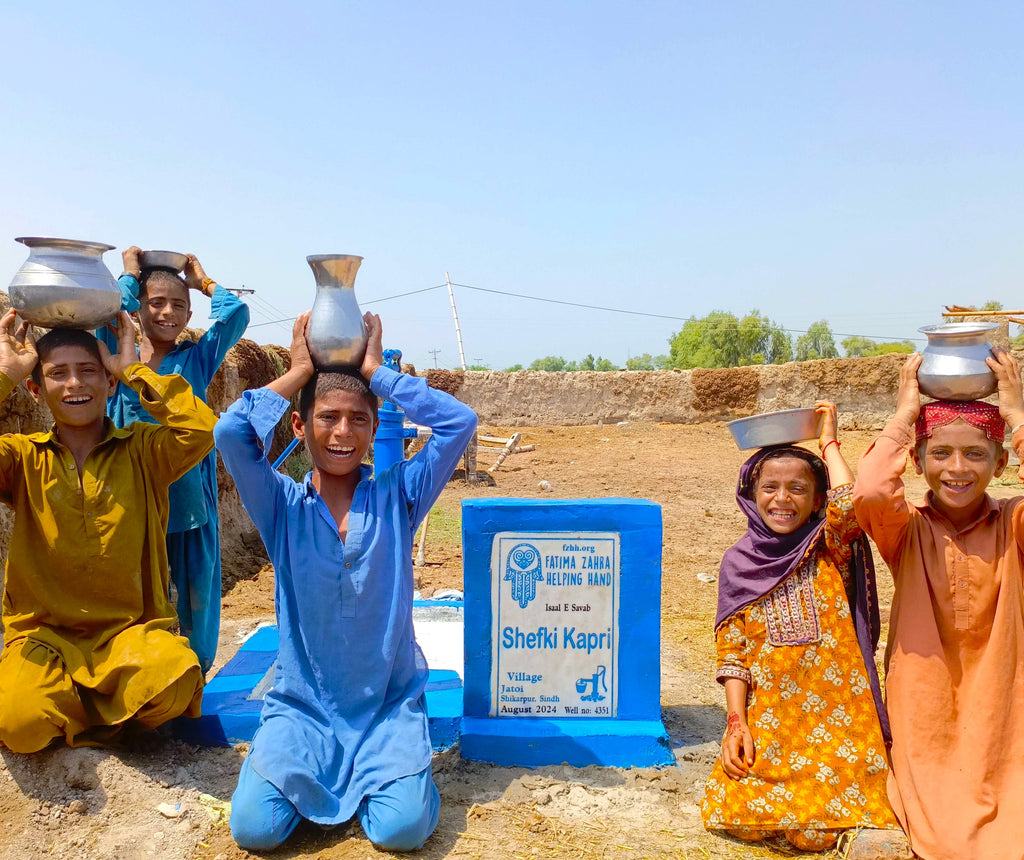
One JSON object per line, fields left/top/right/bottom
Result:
{"left": 721, "top": 712, "right": 756, "bottom": 780}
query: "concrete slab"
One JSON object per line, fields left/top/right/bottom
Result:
{"left": 176, "top": 603, "right": 465, "bottom": 750}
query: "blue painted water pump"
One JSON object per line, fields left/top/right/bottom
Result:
{"left": 373, "top": 348, "right": 419, "bottom": 472}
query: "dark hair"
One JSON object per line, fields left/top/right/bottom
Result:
{"left": 746, "top": 446, "right": 829, "bottom": 498}
{"left": 139, "top": 268, "right": 189, "bottom": 303}
{"left": 31, "top": 328, "right": 105, "bottom": 385}
{"left": 298, "top": 369, "right": 378, "bottom": 422}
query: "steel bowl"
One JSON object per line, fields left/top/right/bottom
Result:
{"left": 139, "top": 250, "right": 188, "bottom": 273}
{"left": 726, "top": 408, "right": 824, "bottom": 450}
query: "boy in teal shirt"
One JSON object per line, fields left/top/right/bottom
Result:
{"left": 99, "top": 246, "right": 249, "bottom": 672}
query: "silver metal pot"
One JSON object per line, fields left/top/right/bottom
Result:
{"left": 8, "top": 237, "right": 121, "bottom": 329}
{"left": 306, "top": 254, "right": 367, "bottom": 368}
{"left": 917, "top": 322, "right": 998, "bottom": 401}
{"left": 726, "top": 408, "right": 823, "bottom": 450}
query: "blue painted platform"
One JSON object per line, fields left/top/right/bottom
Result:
{"left": 460, "top": 716, "right": 673, "bottom": 768}
{"left": 175, "top": 607, "right": 464, "bottom": 751}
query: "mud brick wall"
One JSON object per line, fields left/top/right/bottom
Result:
{"left": 454, "top": 353, "right": 914, "bottom": 429}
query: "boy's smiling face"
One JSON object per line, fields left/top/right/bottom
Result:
{"left": 291, "top": 388, "right": 378, "bottom": 479}
{"left": 913, "top": 418, "right": 1008, "bottom": 526}
{"left": 136, "top": 274, "right": 191, "bottom": 347}
{"left": 29, "top": 344, "right": 116, "bottom": 428}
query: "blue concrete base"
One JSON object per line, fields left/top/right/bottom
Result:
{"left": 461, "top": 498, "right": 671, "bottom": 769}
{"left": 460, "top": 716, "right": 674, "bottom": 768}
{"left": 174, "top": 623, "right": 462, "bottom": 751}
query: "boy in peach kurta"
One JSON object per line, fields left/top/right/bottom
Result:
{"left": 853, "top": 350, "right": 1024, "bottom": 860}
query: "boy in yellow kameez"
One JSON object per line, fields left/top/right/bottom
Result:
{"left": 0, "top": 309, "right": 215, "bottom": 753}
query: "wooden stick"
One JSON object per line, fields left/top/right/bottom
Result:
{"left": 488, "top": 432, "right": 522, "bottom": 473}
{"left": 414, "top": 509, "right": 430, "bottom": 567}
{"left": 942, "top": 309, "right": 1024, "bottom": 316}
{"left": 463, "top": 437, "right": 479, "bottom": 483}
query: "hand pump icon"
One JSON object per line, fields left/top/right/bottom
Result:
{"left": 576, "top": 665, "right": 607, "bottom": 702}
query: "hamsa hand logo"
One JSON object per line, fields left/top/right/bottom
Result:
{"left": 505, "top": 543, "right": 542, "bottom": 608}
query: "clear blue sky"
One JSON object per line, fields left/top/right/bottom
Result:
{"left": 2, "top": 2, "right": 1021, "bottom": 369}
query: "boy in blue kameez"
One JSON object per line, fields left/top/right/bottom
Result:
{"left": 99, "top": 246, "right": 250, "bottom": 673}
{"left": 215, "top": 310, "right": 477, "bottom": 852}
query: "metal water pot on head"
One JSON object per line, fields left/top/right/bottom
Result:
{"left": 7, "top": 237, "right": 122, "bottom": 329}
{"left": 306, "top": 254, "right": 368, "bottom": 368}
{"left": 917, "top": 322, "right": 999, "bottom": 401}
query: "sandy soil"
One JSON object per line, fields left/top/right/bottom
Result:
{"left": 3, "top": 419, "right": 1011, "bottom": 860}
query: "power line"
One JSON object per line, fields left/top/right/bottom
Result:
{"left": 246, "top": 284, "right": 447, "bottom": 329}
{"left": 364, "top": 284, "right": 447, "bottom": 305}
{"left": 450, "top": 281, "right": 690, "bottom": 322}
{"left": 240, "top": 274, "right": 946, "bottom": 344}
{"left": 448, "top": 281, "right": 928, "bottom": 342}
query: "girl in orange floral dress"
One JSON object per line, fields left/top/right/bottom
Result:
{"left": 702, "top": 402, "right": 899, "bottom": 852}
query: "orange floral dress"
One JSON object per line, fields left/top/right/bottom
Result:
{"left": 702, "top": 485, "right": 898, "bottom": 834}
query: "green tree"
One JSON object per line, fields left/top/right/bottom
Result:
{"left": 528, "top": 356, "right": 569, "bottom": 371}
{"left": 594, "top": 357, "right": 616, "bottom": 371}
{"left": 863, "top": 340, "right": 916, "bottom": 357}
{"left": 668, "top": 310, "right": 792, "bottom": 369}
{"left": 841, "top": 336, "right": 916, "bottom": 358}
{"left": 467, "top": 364, "right": 490, "bottom": 371}
{"left": 580, "top": 354, "right": 596, "bottom": 371}
{"left": 795, "top": 320, "right": 839, "bottom": 361}
{"left": 502, "top": 363, "right": 524, "bottom": 372}
{"left": 626, "top": 353, "right": 671, "bottom": 370}
{"left": 626, "top": 353, "right": 655, "bottom": 370}
{"left": 840, "top": 336, "right": 876, "bottom": 358}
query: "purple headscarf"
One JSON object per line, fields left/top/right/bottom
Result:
{"left": 716, "top": 446, "right": 828, "bottom": 628}
{"left": 715, "top": 445, "right": 890, "bottom": 745}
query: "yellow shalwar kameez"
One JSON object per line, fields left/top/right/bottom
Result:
{"left": 0, "top": 364, "right": 216, "bottom": 752}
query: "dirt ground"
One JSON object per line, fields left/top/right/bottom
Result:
{"left": 3, "top": 419, "right": 1012, "bottom": 860}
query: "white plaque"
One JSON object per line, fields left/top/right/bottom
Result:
{"left": 490, "top": 532, "right": 619, "bottom": 718}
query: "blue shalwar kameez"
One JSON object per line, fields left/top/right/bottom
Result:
{"left": 214, "top": 367, "right": 477, "bottom": 851}
{"left": 100, "top": 275, "right": 250, "bottom": 672}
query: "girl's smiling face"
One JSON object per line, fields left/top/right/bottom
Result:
{"left": 753, "top": 456, "right": 824, "bottom": 535}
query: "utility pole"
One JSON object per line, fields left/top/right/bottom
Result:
{"left": 427, "top": 348, "right": 441, "bottom": 368}
{"left": 445, "top": 271, "right": 467, "bottom": 371}
{"left": 444, "top": 272, "right": 477, "bottom": 482}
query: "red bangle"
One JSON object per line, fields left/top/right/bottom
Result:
{"left": 821, "top": 439, "right": 841, "bottom": 455}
